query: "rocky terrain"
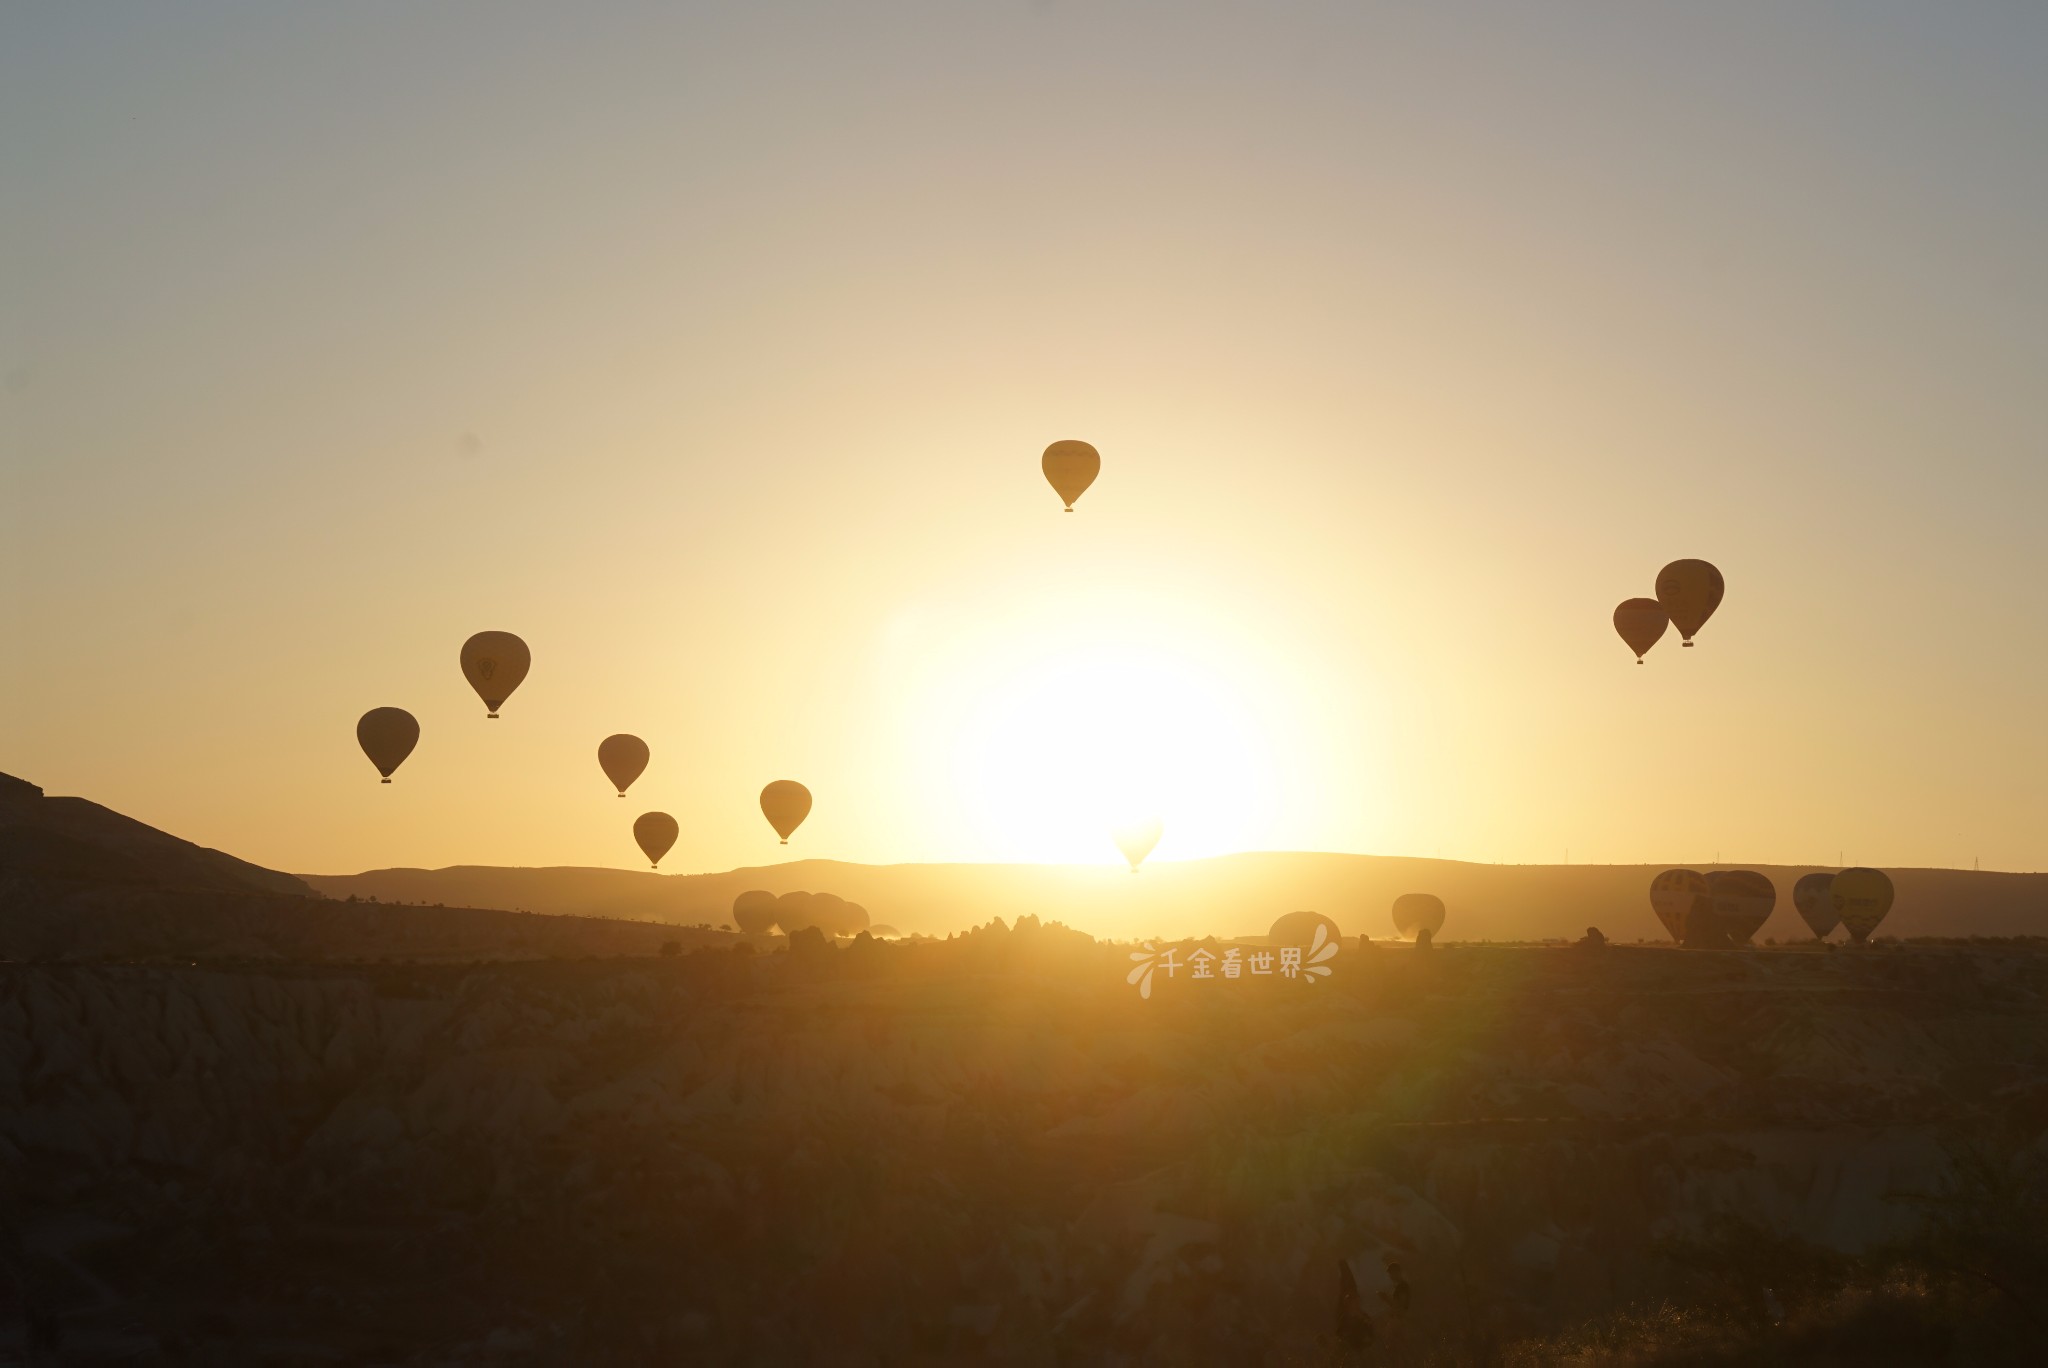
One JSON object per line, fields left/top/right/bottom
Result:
{"left": 3, "top": 924, "right": 2046, "bottom": 1364}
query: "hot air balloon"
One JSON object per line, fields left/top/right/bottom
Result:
{"left": 760, "top": 781, "right": 812, "bottom": 844}
{"left": 1613, "top": 598, "right": 1669, "bottom": 663}
{"left": 1114, "top": 819, "right": 1163, "bottom": 872}
{"left": 356, "top": 707, "right": 419, "bottom": 783}
{"left": 1649, "top": 869, "right": 1707, "bottom": 942}
{"left": 732, "top": 889, "right": 779, "bottom": 935}
{"left": 1270, "top": 910, "right": 1342, "bottom": 948}
{"left": 598, "top": 734, "right": 649, "bottom": 797}
{"left": 1706, "top": 869, "right": 1775, "bottom": 944}
{"left": 633, "top": 812, "right": 678, "bottom": 869}
{"left": 1042, "top": 440, "right": 1100, "bottom": 512}
{"left": 460, "top": 631, "right": 531, "bottom": 717}
{"left": 1793, "top": 872, "right": 1840, "bottom": 940}
{"left": 1654, "top": 561, "right": 1724, "bottom": 647}
{"left": 1391, "top": 893, "right": 1446, "bottom": 942}
{"left": 1831, "top": 868, "right": 1894, "bottom": 943}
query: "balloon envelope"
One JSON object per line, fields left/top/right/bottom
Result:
{"left": 1654, "top": 561, "right": 1725, "bottom": 645}
{"left": 760, "top": 781, "right": 812, "bottom": 843}
{"left": 1649, "top": 869, "right": 1707, "bottom": 942}
{"left": 1832, "top": 868, "right": 1894, "bottom": 943}
{"left": 1114, "top": 819, "right": 1163, "bottom": 872}
{"left": 633, "top": 812, "right": 678, "bottom": 869}
{"left": 1793, "top": 872, "right": 1840, "bottom": 939}
{"left": 1612, "top": 598, "right": 1669, "bottom": 662}
{"left": 1270, "top": 910, "right": 1341, "bottom": 947}
{"left": 1706, "top": 869, "right": 1776, "bottom": 943}
{"left": 1041, "top": 440, "right": 1100, "bottom": 511}
{"left": 1391, "top": 893, "right": 1446, "bottom": 942}
{"left": 732, "top": 889, "right": 779, "bottom": 935}
{"left": 598, "top": 734, "right": 650, "bottom": 797}
{"left": 356, "top": 707, "right": 419, "bottom": 782}
{"left": 460, "top": 631, "right": 531, "bottom": 716}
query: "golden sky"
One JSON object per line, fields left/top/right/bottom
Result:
{"left": 5, "top": 3, "right": 2046, "bottom": 877}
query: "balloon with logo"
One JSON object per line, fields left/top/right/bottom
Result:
{"left": 1832, "top": 867, "right": 1894, "bottom": 943}
{"left": 598, "top": 734, "right": 650, "bottom": 797}
{"left": 633, "top": 812, "right": 678, "bottom": 869}
{"left": 1793, "top": 872, "right": 1840, "bottom": 939}
{"left": 356, "top": 707, "right": 420, "bottom": 783}
{"left": 1613, "top": 598, "right": 1669, "bottom": 663}
{"left": 760, "top": 780, "right": 812, "bottom": 845}
{"left": 1706, "top": 869, "right": 1776, "bottom": 943}
{"left": 1649, "top": 869, "right": 1707, "bottom": 942}
{"left": 1042, "top": 440, "right": 1101, "bottom": 512}
{"left": 1654, "top": 560, "right": 1725, "bottom": 647}
{"left": 460, "top": 631, "right": 531, "bottom": 717}
{"left": 1391, "top": 893, "right": 1446, "bottom": 942}
{"left": 1114, "top": 818, "right": 1163, "bottom": 873}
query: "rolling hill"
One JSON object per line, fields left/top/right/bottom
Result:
{"left": 302, "top": 852, "right": 2048, "bottom": 943}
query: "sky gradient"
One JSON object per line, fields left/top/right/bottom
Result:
{"left": 6, "top": 3, "right": 2046, "bottom": 877}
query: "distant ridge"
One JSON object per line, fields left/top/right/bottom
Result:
{"left": 302, "top": 852, "right": 2048, "bottom": 943}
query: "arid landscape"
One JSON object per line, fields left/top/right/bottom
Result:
{"left": 6, "top": 773, "right": 2047, "bottom": 1364}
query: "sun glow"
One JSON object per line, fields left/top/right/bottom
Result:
{"left": 945, "top": 643, "right": 1277, "bottom": 866}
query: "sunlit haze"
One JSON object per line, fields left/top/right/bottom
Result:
{"left": 7, "top": 3, "right": 2046, "bottom": 878}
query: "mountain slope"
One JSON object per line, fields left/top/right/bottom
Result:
{"left": 1, "top": 771, "right": 312, "bottom": 897}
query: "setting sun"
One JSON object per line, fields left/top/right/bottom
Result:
{"left": 946, "top": 642, "right": 1274, "bottom": 866}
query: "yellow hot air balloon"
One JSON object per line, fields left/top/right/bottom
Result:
{"left": 1706, "top": 869, "right": 1775, "bottom": 943}
{"left": 1612, "top": 598, "right": 1669, "bottom": 663}
{"left": 598, "top": 734, "right": 650, "bottom": 798}
{"left": 633, "top": 811, "right": 679, "bottom": 869}
{"left": 1391, "top": 893, "right": 1446, "bottom": 942}
{"left": 460, "top": 631, "right": 531, "bottom": 717}
{"left": 1113, "top": 818, "right": 1162, "bottom": 872}
{"left": 1042, "top": 440, "right": 1100, "bottom": 512}
{"left": 1831, "top": 867, "right": 1894, "bottom": 943}
{"left": 760, "top": 780, "right": 812, "bottom": 844}
{"left": 1793, "top": 872, "right": 1840, "bottom": 939}
{"left": 1654, "top": 560, "right": 1725, "bottom": 647}
{"left": 356, "top": 707, "right": 419, "bottom": 783}
{"left": 1648, "top": 869, "right": 1706, "bottom": 942}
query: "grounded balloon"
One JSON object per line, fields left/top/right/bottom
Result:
{"left": 1649, "top": 869, "right": 1707, "bottom": 942}
{"left": 356, "top": 707, "right": 420, "bottom": 783}
{"left": 1793, "top": 872, "right": 1840, "bottom": 939}
{"left": 1391, "top": 893, "right": 1446, "bottom": 942}
{"left": 1706, "top": 869, "right": 1776, "bottom": 943}
{"left": 1654, "top": 560, "right": 1725, "bottom": 646}
{"left": 1832, "top": 868, "right": 1895, "bottom": 943}
{"left": 1042, "top": 440, "right": 1100, "bottom": 512}
{"left": 1612, "top": 598, "right": 1669, "bottom": 663}
{"left": 597, "top": 734, "right": 650, "bottom": 797}
{"left": 1114, "top": 819, "right": 1163, "bottom": 872}
{"left": 732, "top": 889, "right": 779, "bottom": 935}
{"left": 760, "top": 780, "right": 812, "bottom": 844}
{"left": 460, "top": 631, "right": 531, "bottom": 717}
{"left": 1270, "top": 910, "right": 1341, "bottom": 948}
{"left": 633, "top": 811, "right": 679, "bottom": 869}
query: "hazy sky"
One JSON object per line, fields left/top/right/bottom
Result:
{"left": 6, "top": 2, "right": 2046, "bottom": 878}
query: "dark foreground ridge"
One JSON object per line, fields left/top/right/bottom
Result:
{"left": 4, "top": 933, "right": 2048, "bottom": 1364}
{"left": 5, "top": 775, "right": 2048, "bottom": 1363}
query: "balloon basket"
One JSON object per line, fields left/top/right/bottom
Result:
{"left": 381, "top": 778, "right": 392, "bottom": 784}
